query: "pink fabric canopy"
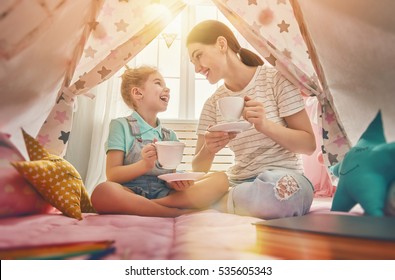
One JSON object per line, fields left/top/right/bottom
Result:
{"left": 1, "top": 0, "right": 394, "bottom": 169}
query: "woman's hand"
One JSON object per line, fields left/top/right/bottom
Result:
{"left": 141, "top": 140, "right": 157, "bottom": 170}
{"left": 243, "top": 96, "right": 267, "bottom": 132}
{"left": 204, "top": 129, "right": 237, "bottom": 154}
{"left": 168, "top": 180, "right": 194, "bottom": 191}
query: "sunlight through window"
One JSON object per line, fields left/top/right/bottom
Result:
{"left": 125, "top": 2, "right": 257, "bottom": 120}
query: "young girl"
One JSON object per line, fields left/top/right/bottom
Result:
{"left": 91, "top": 66, "right": 229, "bottom": 217}
{"left": 186, "top": 20, "right": 316, "bottom": 219}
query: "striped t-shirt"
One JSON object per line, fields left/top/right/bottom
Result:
{"left": 197, "top": 65, "right": 305, "bottom": 180}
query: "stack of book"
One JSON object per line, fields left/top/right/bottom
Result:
{"left": 254, "top": 214, "right": 395, "bottom": 259}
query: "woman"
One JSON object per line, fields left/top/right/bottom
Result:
{"left": 186, "top": 20, "right": 316, "bottom": 219}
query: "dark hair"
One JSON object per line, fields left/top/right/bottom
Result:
{"left": 186, "top": 20, "right": 263, "bottom": 67}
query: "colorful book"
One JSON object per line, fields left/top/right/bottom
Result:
{"left": 254, "top": 214, "right": 395, "bottom": 259}
{"left": 0, "top": 240, "right": 115, "bottom": 260}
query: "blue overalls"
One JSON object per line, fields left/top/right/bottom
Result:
{"left": 122, "top": 116, "right": 173, "bottom": 199}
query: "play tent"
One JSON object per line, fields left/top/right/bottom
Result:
{"left": 1, "top": 0, "right": 394, "bottom": 189}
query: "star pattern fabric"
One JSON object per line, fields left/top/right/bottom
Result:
{"left": 277, "top": 20, "right": 290, "bottom": 33}
{"left": 54, "top": 111, "right": 69, "bottom": 124}
{"left": 84, "top": 46, "right": 98, "bottom": 58}
{"left": 115, "top": 19, "right": 129, "bottom": 32}
{"left": 58, "top": 131, "right": 70, "bottom": 145}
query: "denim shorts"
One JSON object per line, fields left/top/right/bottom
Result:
{"left": 123, "top": 175, "right": 171, "bottom": 199}
{"left": 227, "top": 169, "right": 314, "bottom": 220}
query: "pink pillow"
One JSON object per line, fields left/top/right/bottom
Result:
{"left": 0, "top": 132, "right": 53, "bottom": 217}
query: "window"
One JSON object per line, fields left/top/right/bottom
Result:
{"left": 124, "top": 2, "right": 257, "bottom": 120}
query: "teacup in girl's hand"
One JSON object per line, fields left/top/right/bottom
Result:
{"left": 155, "top": 141, "right": 185, "bottom": 169}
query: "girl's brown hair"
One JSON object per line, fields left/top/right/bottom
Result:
{"left": 186, "top": 20, "right": 263, "bottom": 67}
{"left": 120, "top": 65, "right": 157, "bottom": 109}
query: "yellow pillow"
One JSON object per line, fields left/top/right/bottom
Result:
{"left": 11, "top": 130, "right": 96, "bottom": 220}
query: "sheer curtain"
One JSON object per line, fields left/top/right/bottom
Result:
{"left": 66, "top": 73, "right": 130, "bottom": 194}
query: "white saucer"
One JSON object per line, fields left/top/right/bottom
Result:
{"left": 158, "top": 172, "right": 206, "bottom": 182}
{"left": 208, "top": 121, "right": 252, "bottom": 133}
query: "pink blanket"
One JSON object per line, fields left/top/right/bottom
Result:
{"left": 0, "top": 198, "right": 361, "bottom": 260}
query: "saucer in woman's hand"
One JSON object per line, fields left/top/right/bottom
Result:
{"left": 208, "top": 121, "right": 252, "bottom": 133}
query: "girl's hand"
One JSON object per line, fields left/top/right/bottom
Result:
{"left": 141, "top": 141, "right": 157, "bottom": 169}
{"left": 168, "top": 180, "right": 194, "bottom": 191}
{"left": 204, "top": 129, "right": 237, "bottom": 154}
{"left": 243, "top": 96, "right": 267, "bottom": 132}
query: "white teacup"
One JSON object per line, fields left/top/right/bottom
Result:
{"left": 217, "top": 96, "right": 244, "bottom": 122}
{"left": 155, "top": 141, "right": 185, "bottom": 169}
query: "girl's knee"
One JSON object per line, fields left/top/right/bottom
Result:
{"left": 90, "top": 181, "right": 120, "bottom": 207}
{"left": 91, "top": 183, "right": 105, "bottom": 208}
{"left": 91, "top": 182, "right": 105, "bottom": 198}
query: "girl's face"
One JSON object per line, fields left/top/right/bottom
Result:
{"left": 188, "top": 41, "right": 226, "bottom": 84}
{"left": 138, "top": 72, "right": 170, "bottom": 113}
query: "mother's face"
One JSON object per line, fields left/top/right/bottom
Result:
{"left": 187, "top": 42, "right": 226, "bottom": 85}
